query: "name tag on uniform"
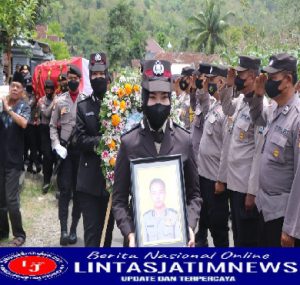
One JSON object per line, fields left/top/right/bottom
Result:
{"left": 85, "top": 111, "right": 95, "bottom": 116}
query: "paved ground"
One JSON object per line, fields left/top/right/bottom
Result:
{"left": 0, "top": 171, "right": 233, "bottom": 247}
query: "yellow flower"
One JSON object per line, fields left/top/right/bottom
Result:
{"left": 117, "top": 88, "right": 125, "bottom": 99}
{"left": 112, "top": 114, "right": 121, "bottom": 127}
{"left": 120, "top": 100, "right": 126, "bottom": 111}
{"left": 109, "top": 157, "right": 116, "bottom": 167}
{"left": 124, "top": 83, "right": 133, "bottom": 95}
{"left": 108, "top": 139, "right": 116, "bottom": 150}
{"left": 133, "top": 84, "right": 140, "bottom": 92}
{"left": 113, "top": 100, "right": 120, "bottom": 107}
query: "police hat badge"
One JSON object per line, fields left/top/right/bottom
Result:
{"left": 153, "top": 60, "right": 164, "bottom": 76}
{"left": 95, "top": 53, "right": 102, "bottom": 62}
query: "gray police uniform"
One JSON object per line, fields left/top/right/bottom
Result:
{"left": 196, "top": 96, "right": 229, "bottom": 247}
{"left": 50, "top": 91, "right": 84, "bottom": 232}
{"left": 191, "top": 89, "right": 210, "bottom": 161}
{"left": 250, "top": 93, "right": 300, "bottom": 245}
{"left": 37, "top": 95, "right": 55, "bottom": 185}
{"left": 143, "top": 208, "right": 181, "bottom": 243}
{"left": 220, "top": 86, "right": 267, "bottom": 246}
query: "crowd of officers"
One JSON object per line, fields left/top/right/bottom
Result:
{"left": 0, "top": 51, "right": 300, "bottom": 248}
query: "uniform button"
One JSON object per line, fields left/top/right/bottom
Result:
{"left": 85, "top": 162, "right": 88, "bottom": 166}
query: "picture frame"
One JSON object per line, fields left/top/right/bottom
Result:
{"left": 130, "top": 154, "right": 189, "bottom": 247}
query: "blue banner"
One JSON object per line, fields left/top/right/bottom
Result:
{"left": 0, "top": 248, "right": 299, "bottom": 284}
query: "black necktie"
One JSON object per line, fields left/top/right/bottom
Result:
{"left": 151, "top": 130, "right": 164, "bottom": 143}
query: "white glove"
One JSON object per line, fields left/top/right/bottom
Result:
{"left": 55, "top": 144, "right": 68, "bottom": 159}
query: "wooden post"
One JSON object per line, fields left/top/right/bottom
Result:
{"left": 100, "top": 193, "right": 112, "bottom": 247}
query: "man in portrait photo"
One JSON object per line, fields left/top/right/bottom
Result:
{"left": 143, "top": 178, "right": 181, "bottom": 244}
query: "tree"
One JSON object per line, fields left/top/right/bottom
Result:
{"left": 106, "top": 0, "right": 146, "bottom": 69}
{"left": 0, "top": 0, "right": 40, "bottom": 80}
{"left": 188, "top": 0, "right": 234, "bottom": 54}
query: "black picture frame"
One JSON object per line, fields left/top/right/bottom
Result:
{"left": 130, "top": 154, "right": 189, "bottom": 247}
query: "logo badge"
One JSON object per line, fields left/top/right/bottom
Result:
{"left": 273, "top": 148, "right": 280, "bottom": 158}
{"left": 269, "top": 59, "right": 274, "bottom": 66}
{"left": 239, "top": 131, "right": 245, "bottom": 140}
{"left": 95, "top": 53, "right": 102, "bottom": 62}
{"left": 153, "top": 60, "right": 164, "bottom": 76}
{"left": 0, "top": 252, "right": 68, "bottom": 281}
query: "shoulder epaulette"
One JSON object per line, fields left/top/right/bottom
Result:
{"left": 173, "top": 122, "right": 191, "bottom": 134}
{"left": 121, "top": 123, "right": 140, "bottom": 137}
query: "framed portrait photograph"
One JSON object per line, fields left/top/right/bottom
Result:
{"left": 130, "top": 155, "right": 189, "bottom": 247}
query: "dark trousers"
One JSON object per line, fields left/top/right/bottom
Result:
{"left": 0, "top": 167, "right": 26, "bottom": 239}
{"left": 40, "top": 125, "right": 55, "bottom": 184}
{"left": 78, "top": 192, "right": 114, "bottom": 247}
{"left": 196, "top": 176, "right": 229, "bottom": 247}
{"left": 258, "top": 213, "right": 300, "bottom": 247}
{"left": 24, "top": 124, "right": 39, "bottom": 165}
{"left": 57, "top": 148, "right": 81, "bottom": 232}
{"left": 229, "top": 190, "right": 259, "bottom": 247}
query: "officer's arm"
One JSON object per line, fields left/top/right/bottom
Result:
{"left": 220, "top": 86, "right": 238, "bottom": 116}
{"left": 216, "top": 116, "right": 229, "bottom": 184}
{"left": 190, "top": 89, "right": 197, "bottom": 111}
{"left": 282, "top": 123, "right": 300, "bottom": 240}
{"left": 184, "top": 136, "right": 202, "bottom": 230}
{"left": 249, "top": 95, "right": 268, "bottom": 127}
{"left": 49, "top": 101, "right": 61, "bottom": 148}
{"left": 76, "top": 104, "right": 100, "bottom": 152}
{"left": 247, "top": 126, "right": 264, "bottom": 196}
{"left": 197, "top": 89, "right": 210, "bottom": 118}
{"left": 112, "top": 139, "right": 135, "bottom": 238}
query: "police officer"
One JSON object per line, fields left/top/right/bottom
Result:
{"left": 58, "top": 73, "right": 68, "bottom": 95}
{"left": 220, "top": 56, "right": 265, "bottom": 246}
{"left": 24, "top": 80, "right": 41, "bottom": 174}
{"left": 195, "top": 65, "right": 230, "bottom": 247}
{"left": 76, "top": 52, "right": 114, "bottom": 247}
{"left": 20, "top": 65, "right": 31, "bottom": 87}
{"left": 178, "top": 67, "right": 195, "bottom": 129}
{"left": 50, "top": 65, "right": 82, "bottom": 246}
{"left": 190, "top": 63, "right": 212, "bottom": 160}
{"left": 0, "top": 72, "right": 30, "bottom": 246}
{"left": 143, "top": 178, "right": 180, "bottom": 243}
{"left": 37, "top": 79, "right": 56, "bottom": 194}
{"left": 251, "top": 53, "right": 300, "bottom": 247}
{"left": 112, "top": 60, "right": 201, "bottom": 247}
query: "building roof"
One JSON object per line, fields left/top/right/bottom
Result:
{"left": 146, "top": 38, "right": 164, "bottom": 54}
{"left": 154, "top": 51, "right": 220, "bottom": 67}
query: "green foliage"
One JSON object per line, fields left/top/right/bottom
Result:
{"left": 106, "top": 0, "right": 146, "bottom": 70}
{"left": 188, "top": 0, "right": 234, "bottom": 54}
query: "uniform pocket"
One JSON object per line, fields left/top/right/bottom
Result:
{"left": 236, "top": 119, "right": 251, "bottom": 143}
{"left": 267, "top": 133, "right": 287, "bottom": 164}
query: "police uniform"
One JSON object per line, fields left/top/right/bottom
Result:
{"left": 250, "top": 54, "right": 300, "bottom": 246}
{"left": 49, "top": 65, "right": 82, "bottom": 245}
{"left": 24, "top": 83, "right": 40, "bottom": 173}
{"left": 190, "top": 64, "right": 212, "bottom": 159}
{"left": 76, "top": 52, "right": 114, "bottom": 247}
{"left": 112, "top": 60, "right": 201, "bottom": 246}
{"left": 195, "top": 65, "right": 230, "bottom": 247}
{"left": 143, "top": 208, "right": 180, "bottom": 243}
{"left": 37, "top": 80, "right": 56, "bottom": 192}
{"left": 220, "top": 56, "right": 264, "bottom": 246}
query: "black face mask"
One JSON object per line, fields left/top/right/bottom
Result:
{"left": 179, "top": 79, "right": 189, "bottom": 91}
{"left": 234, "top": 76, "right": 246, "bottom": 91}
{"left": 208, "top": 83, "right": 218, "bottom": 96}
{"left": 60, "top": 83, "right": 68, "bottom": 93}
{"left": 265, "top": 79, "right": 282, "bottom": 98}
{"left": 195, "top": 79, "right": 203, "bottom": 89}
{"left": 68, "top": 80, "right": 79, "bottom": 92}
{"left": 90, "top": 77, "right": 107, "bottom": 98}
{"left": 46, "top": 92, "right": 54, "bottom": 99}
{"left": 144, "top": 103, "right": 171, "bottom": 131}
